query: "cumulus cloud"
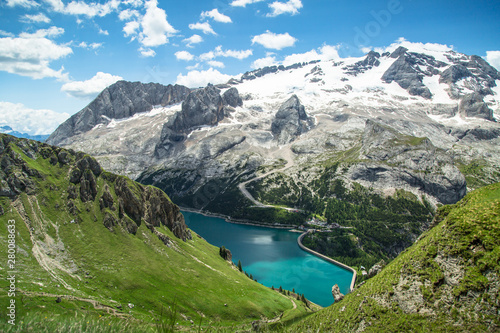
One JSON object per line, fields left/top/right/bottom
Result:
{"left": 251, "top": 54, "right": 277, "bottom": 69}
{"left": 183, "top": 34, "right": 203, "bottom": 48}
{"left": 189, "top": 22, "right": 216, "bottom": 35}
{"left": 139, "top": 0, "right": 178, "bottom": 47}
{"left": 77, "top": 41, "right": 102, "bottom": 50}
{"left": 6, "top": 0, "right": 39, "bottom": 8}
{"left": 19, "top": 26, "right": 64, "bottom": 38}
{"left": 44, "top": 0, "right": 120, "bottom": 18}
{"left": 377, "top": 37, "right": 454, "bottom": 54}
{"left": 282, "top": 44, "right": 340, "bottom": 66}
{"left": 486, "top": 51, "right": 500, "bottom": 71}
{"left": 230, "top": 0, "right": 265, "bottom": 7}
{"left": 199, "top": 51, "right": 215, "bottom": 61}
{"left": 123, "top": 20, "right": 140, "bottom": 37}
{"left": 0, "top": 33, "right": 72, "bottom": 80}
{"left": 201, "top": 9, "right": 232, "bottom": 23}
{"left": 119, "top": 8, "right": 140, "bottom": 21}
{"left": 0, "top": 30, "right": 15, "bottom": 37}
{"left": 176, "top": 68, "right": 232, "bottom": 88}
{"left": 139, "top": 47, "right": 156, "bottom": 57}
{"left": 207, "top": 60, "right": 225, "bottom": 68}
{"left": 267, "top": 0, "right": 302, "bottom": 17}
{"left": 20, "top": 13, "right": 51, "bottom": 23}
{"left": 61, "top": 72, "right": 123, "bottom": 99}
{"left": 0, "top": 101, "right": 69, "bottom": 135}
{"left": 252, "top": 31, "right": 297, "bottom": 50}
{"left": 214, "top": 45, "right": 252, "bottom": 59}
{"left": 175, "top": 51, "right": 194, "bottom": 61}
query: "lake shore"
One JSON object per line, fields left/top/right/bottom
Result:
{"left": 179, "top": 206, "right": 298, "bottom": 230}
{"left": 297, "top": 231, "right": 357, "bottom": 292}
{"left": 181, "top": 206, "right": 357, "bottom": 293}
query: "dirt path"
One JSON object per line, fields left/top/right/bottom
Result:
{"left": 238, "top": 147, "right": 303, "bottom": 212}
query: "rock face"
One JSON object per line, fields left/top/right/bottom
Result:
{"left": 382, "top": 53, "right": 437, "bottom": 99}
{"left": 155, "top": 85, "right": 242, "bottom": 158}
{"left": 271, "top": 95, "right": 313, "bottom": 144}
{"left": 439, "top": 64, "right": 472, "bottom": 84}
{"left": 332, "top": 284, "right": 344, "bottom": 302}
{"left": 458, "top": 92, "right": 495, "bottom": 121}
{"left": 47, "top": 81, "right": 190, "bottom": 146}
{"left": 0, "top": 133, "right": 191, "bottom": 242}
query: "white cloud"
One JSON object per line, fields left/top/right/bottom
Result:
{"left": 282, "top": 44, "right": 340, "bottom": 66}
{"left": 377, "top": 37, "right": 454, "bottom": 55}
{"left": 139, "top": 47, "right": 156, "bottom": 57}
{"left": 0, "top": 35, "right": 72, "bottom": 80}
{"left": 119, "top": 9, "right": 140, "bottom": 21}
{"left": 0, "top": 101, "right": 69, "bottom": 135}
{"left": 123, "top": 21, "right": 140, "bottom": 37}
{"left": 486, "top": 51, "right": 500, "bottom": 71}
{"left": 199, "top": 51, "right": 215, "bottom": 61}
{"left": 61, "top": 72, "right": 123, "bottom": 99}
{"left": 123, "top": 0, "right": 143, "bottom": 7}
{"left": 77, "top": 41, "right": 102, "bottom": 50}
{"left": 183, "top": 34, "right": 203, "bottom": 48}
{"left": 98, "top": 28, "right": 109, "bottom": 35}
{"left": 175, "top": 51, "right": 194, "bottom": 61}
{"left": 20, "top": 13, "right": 51, "bottom": 23}
{"left": 0, "top": 30, "right": 15, "bottom": 37}
{"left": 176, "top": 68, "right": 233, "bottom": 88}
{"left": 252, "top": 31, "right": 297, "bottom": 50}
{"left": 207, "top": 60, "right": 225, "bottom": 68}
{"left": 251, "top": 55, "right": 277, "bottom": 69}
{"left": 201, "top": 9, "right": 232, "bottom": 23}
{"left": 139, "top": 0, "right": 178, "bottom": 47}
{"left": 19, "top": 26, "right": 65, "bottom": 38}
{"left": 6, "top": 0, "right": 39, "bottom": 8}
{"left": 230, "top": 0, "right": 265, "bottom": 7}
{"left": 189, "top": 22, "right": 216, "bottom": 35}
{"left": 267, "top": 0, "right": 302, "bottom": 17}
{"left": 214, "top": 45, "right": 253, "bottom": 59}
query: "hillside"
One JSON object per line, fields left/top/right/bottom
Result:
{"left": 289, "top": 182, "right": 500, "bottom": 332}
{"left": 0, "top": 134, "right": 304, "bottom": 331}
{"left": 49, "top": 42, "right": 500, "bottom": 269}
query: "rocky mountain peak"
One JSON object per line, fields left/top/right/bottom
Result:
{"left": 271, "top": 95, "right": 313, "bottom": 144}
{"left": 47, "top": 81, "right": 190, "bottom": 146}
{"left": 458, "top": 92, "right": 495, "bottom": 121}
{"left": 155, "top": 85, "right": 243, "bottom": 158}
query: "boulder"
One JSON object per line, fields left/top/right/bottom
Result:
{"left": 332, "top": 284, "right": 344, "bottom": 302}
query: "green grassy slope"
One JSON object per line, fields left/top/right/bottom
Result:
{"left": 0, "top": 134, "right": 298, "bottom": 331}
{"left": 288, "top": 182, "right": 500, "bottom": 332}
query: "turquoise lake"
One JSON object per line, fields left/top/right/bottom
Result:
{"left": 182, "top": 211, "right": 353, "bottom": 307}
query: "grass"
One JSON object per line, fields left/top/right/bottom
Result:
{"left": 288, "top": 182, "right": 500, "bottom": 332}
{"left": 0, "top": 135, "right": 305, "bottom": 331}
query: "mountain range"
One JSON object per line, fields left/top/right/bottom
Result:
{"left": 46, "top": 42, "right": 500, "bottom": 268}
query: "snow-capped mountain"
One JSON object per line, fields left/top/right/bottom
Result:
{"left": 48, "top": 41, "right": 500, "bottom": 212}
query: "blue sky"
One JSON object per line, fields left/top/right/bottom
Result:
{"left": 0, "top": 0, "right": 499, "bottom": 134}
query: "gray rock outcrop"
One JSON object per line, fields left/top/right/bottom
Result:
{"left": 47, "top": 81, "right": 190, "bottom": 146}
{"left": 271, "top": 95, "right": 313, "bottom": 144}
{"left": 332, "top": 284, "right": 344, "bottom": 302}
{"left": 382, "top": 54, "right": 433, "bottom": 99}
{"left": 458, "top": 93, "right": 495, "bottom": 121}
{"left": 439, "top": 64, "right": 472, "bottom": 84}
{"left": 155, "top": 85, "right": 243, "bottom": 159}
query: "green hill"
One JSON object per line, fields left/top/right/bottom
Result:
{"left": 0, "top": 134, "right": 305, "bottom": 332}
{"left": 289, "top": 182, "right": 500, "bottom": 332}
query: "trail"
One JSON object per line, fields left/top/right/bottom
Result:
{"left": 238, "top": 147, "right": 303, "bottom": 212}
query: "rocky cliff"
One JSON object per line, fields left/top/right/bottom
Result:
{"left": 0, "top": 133, "right": 191, "bottom": 241}
{"left": 291, "top": 182, "right": 500, "bottom": 332}
{"left": 47, "top": 81, "right": 190, "bottom": 146}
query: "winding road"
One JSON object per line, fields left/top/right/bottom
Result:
{"left": 238, "top": 147, "right": 302, "bottom": 212}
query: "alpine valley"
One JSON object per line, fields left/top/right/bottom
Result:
{"left": 1, "top": 40, "right": 500, "bottom": 332}
{"left": 47, "top": 42, "right": 500, "bottom": 270}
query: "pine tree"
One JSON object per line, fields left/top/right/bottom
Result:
{"left": 237, "top": 260, "right": 242, "bottom": 272}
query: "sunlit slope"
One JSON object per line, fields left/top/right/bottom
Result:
{"left": 0, "top": 134, "right": 294, "bottom": 330}
{"left": 290, "top": 182, "right": 500, "bottom": 332}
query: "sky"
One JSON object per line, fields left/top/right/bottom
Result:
{"left": 0, "top": 0, "right": 499, "bottom": 135}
